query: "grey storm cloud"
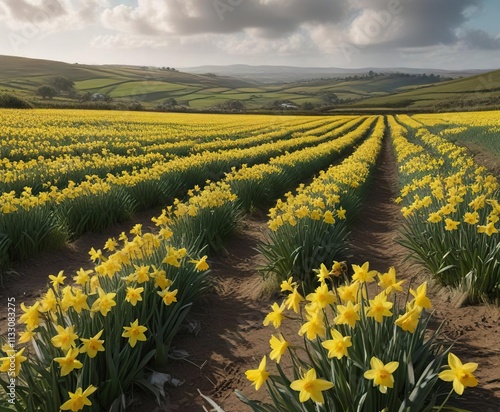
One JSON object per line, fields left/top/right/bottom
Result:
{"left": 346, "top": 0, "right": 491, "bottom": 48}
{"left": 101, "top": 0, "right": 349, "bottom": 38}
{"left": 459, "top": 29, "right": 500, "bottom": 49}
{"left": 98, "top": 0, "right": 500, "bottom": 50}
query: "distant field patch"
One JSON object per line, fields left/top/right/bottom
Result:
{"left": 109, "top": 81, "right": 193, "bottom": 98}
{"left": 75, "top": 78, "right": 127, "bottom": 90}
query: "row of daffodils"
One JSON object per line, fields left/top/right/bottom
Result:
{"left": 0, "top": 111, "right": 373, "bottom": 411}
{"left": 241, "top": 114, "right": 483, "bottom": 411}
{"left": 240, "top": 262, "right": 478, "bottom": 411}
{"left": 0, "top": 111, "right": 361, "bottom": 267}
{"left": 259, "top": 116, "right": 385, "bottom": 293}
{"left": 0, "top": 110, "right": 489, "bottom": 411}
{"left": 0, "top": 217, "right": 212, "bottom": 411}
{"left": 389, "top": 115, "right": 500, "bottom": 303}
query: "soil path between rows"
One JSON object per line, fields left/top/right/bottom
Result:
{"left": 151, "top": 134, "right": 500, "bottom": 411}
{"left": 0, "top": 135, "right": 499, "bottom": 411}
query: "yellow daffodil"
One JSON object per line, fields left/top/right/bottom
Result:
{"left": 79, "top": 330, "right": 105, "bottom": 358}
{"left": 269, "top": 334, "right": 289, "bottom": 364}
{"left": 352, "top": 262, "right": 377, "bottom": 283}
{"left": 298, "top": 311, "right": 326, "bottom": 340}
{"left": 122, "top": 319, "right": 147, "bottom": 348}
{"left": 157, "top": 288, "right": 178, "bottom": 305}
{"left": 364, "top": 356, "right": 399, "bottom": 393}
{"left": 290, "top": 368, "right": 334, "bottom": 404}
{"left": 377, "top": 267, "right": 405, "bottom": 295}
{"left": 133, "top": 265, "right": 150, "bottom": 284}
{"left": 48, "top": 270, "right": 66, "bottom": 290}
{"left": 263, "top": 302, "right": 285, "bottom": 329}
{"left": 306, "top": 283, "right": 336, "bottom": 309}
{"left": 337, "top": 282, "right": 359, "bottom": 303}
{"left": 444, "top": 218, "right": 460, "bottom": 231}
{"left": 191, "top": 255, "right": 209, "bottom": 271}
{"left": 0, "top": 348, "right": 27, "bottom": 377}
{"left": 463, "top": 212, "right": 479, "bottom": 225}
{"left": 321, "top": 329, "right": 352, "bottom": 359}
{"left": 323, "top": 210, "right": 335, "bottom": 224}
{"left": 60, "top": 385, "right": 97, "bottom": 411}
{"left": 55, "top": 349, "right": 83, "bottom": 376}
{"left": 280, "top": 276, "right": 296, "bottom": 293}
{"left": 125, "top": 287, "right": 144, "bottom": 306}
{"left": 18, "top": 302, "right": 41, "bottom": 330}
{"left": 71, "top": 289, "right": 90, "bottom": 313}
{"left": 90, "top": 288, "right": 117, "bottom": 316}
{"left": 18, "top": 329, "right": 35, "bottom": 343}
{"left": 478, "top": 222, "right": 498, "bottom": 236}
{"left": 409, "top": 282, "right": 432, "bottom": 309}
{"left": 365, "top": 291, "right": 393, "bottom": 323}
{"left": 245, "top": 356, "right": 269, "bottom": 391}
{"left": 395, "top": 303, "right": 422, "bottom": 333}
{"left": 427, "top": 212, "right": 442, "bottom": 223}
{"left": 337, "top": 207, "right": 346, "bottom": 219}
{"left": 284, "top": 287, "right": 304, "bottom": 313}
{"left": 103, "top": 238, "right": 118, "bottom": 252}
{"left": 334, "top": 301, "right": 360, "bottom": 328}
{"left": 51, "top": 325, "right": 78, "bottom": 351}
{"left": 39, "top": 288, "right": 58, "bottom": 313}
{"left": 316, "top": 263, "right": 331, "bottom": 283}
{"left": 438, "top": 352, "right": 478, "bottom": 395}
{"left": 88, "top": 247, "right": 105, "bottom": 262}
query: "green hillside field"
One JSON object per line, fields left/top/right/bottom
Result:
{"left": 342, "top": 70, "right": 500, "bottom": 111}
{"left": 0, "top": 55, "right": 497, "bottom": 112}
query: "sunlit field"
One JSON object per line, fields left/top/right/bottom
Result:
{"left": 0, "top": 108, "right": 498, "bottom": 411}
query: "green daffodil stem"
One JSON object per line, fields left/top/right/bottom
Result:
{"left": 435, "top": 388, "right": 454, "bottom": 412}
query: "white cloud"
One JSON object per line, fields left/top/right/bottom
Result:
{"left": 0, "top": 0, "right": 497, "bottom": 69}
{"left": 0, "top": 0, "right": 108, "bottom": 32}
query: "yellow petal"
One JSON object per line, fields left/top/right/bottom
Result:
{"left": 453, "top": 378, "right": 465, "bottom": 395}
{"left": 385, "top": 361, "right": 399, "bottom": 374}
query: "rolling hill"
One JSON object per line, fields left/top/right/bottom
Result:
{"left": 182, "top": 64, "right": 486, "bottom": 84}
{"left": 342, "top": 69, "right": 500, "bottom": 111}
{"left": 0, "top": 55, "right": 496, "bottom": 111}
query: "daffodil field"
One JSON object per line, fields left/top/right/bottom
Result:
{"left": 389, "top": 114, "right": 500, "bottom": 303}
{"left": 0, "top": 108, "right": 498, "bottom": 411}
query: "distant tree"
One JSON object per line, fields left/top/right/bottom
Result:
{"left": 37, "top": 85, "right": 58, "bottom": 99}
{"left": 319, "top": 90, "right": 339, "bottom": 105}
{"left": 165, "top": 97, "right": 177, "bottom": 106}
{"left": 79, "top": 92, "right": 92, "bottom": 102}
{"left": 128, "top": 101, "right": 143, "bottom": 111}
{"left": 52, "top": 77, "right": 75, "bottom": 93}
{"left": 301, "top": 101, "right": 315, "bottom": 110}
{"left": 216, "top": 99, "right": 245, "bottom": 112}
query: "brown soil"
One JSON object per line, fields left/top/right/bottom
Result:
{"left": 1, "top": 137, "right": 499, "bottom": 411}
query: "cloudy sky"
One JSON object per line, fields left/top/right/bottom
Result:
{"left": 0, "top": 0, "right": 499, "bottom": 69}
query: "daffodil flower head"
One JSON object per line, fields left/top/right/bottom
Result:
{"left": 364, "top": 356, "right": 399, "bottom": 393}
{"left": 60, "top": 385, "right": 97, "bottom": 412}
{"left": 438, "top": 352, "right": 478, "bottom": 395}
{"left": 269, "top": 334, "right": 289, "bottom": 363}
{"left": 290, "top": 368, "right": 334, "bottom": 404}
{"left": 280, "top": 276, "right": 297, "bottom": 293}
{"left": 245, "top": 356, "right": 269, "bottom": 391}
{"left": 321, "top": 329, "right": 352, "bottom": 359}
{"left": 79, "top": 330, "right": 105, "bottom": 358}
{"left": 122, "top": 319, "right": 148, "bottom": 348}
{"left": 352, "top": 262, "right": 377, "bottom": 283}
{"left": 263, "top": 302, "right": 285, "bottom": 329}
